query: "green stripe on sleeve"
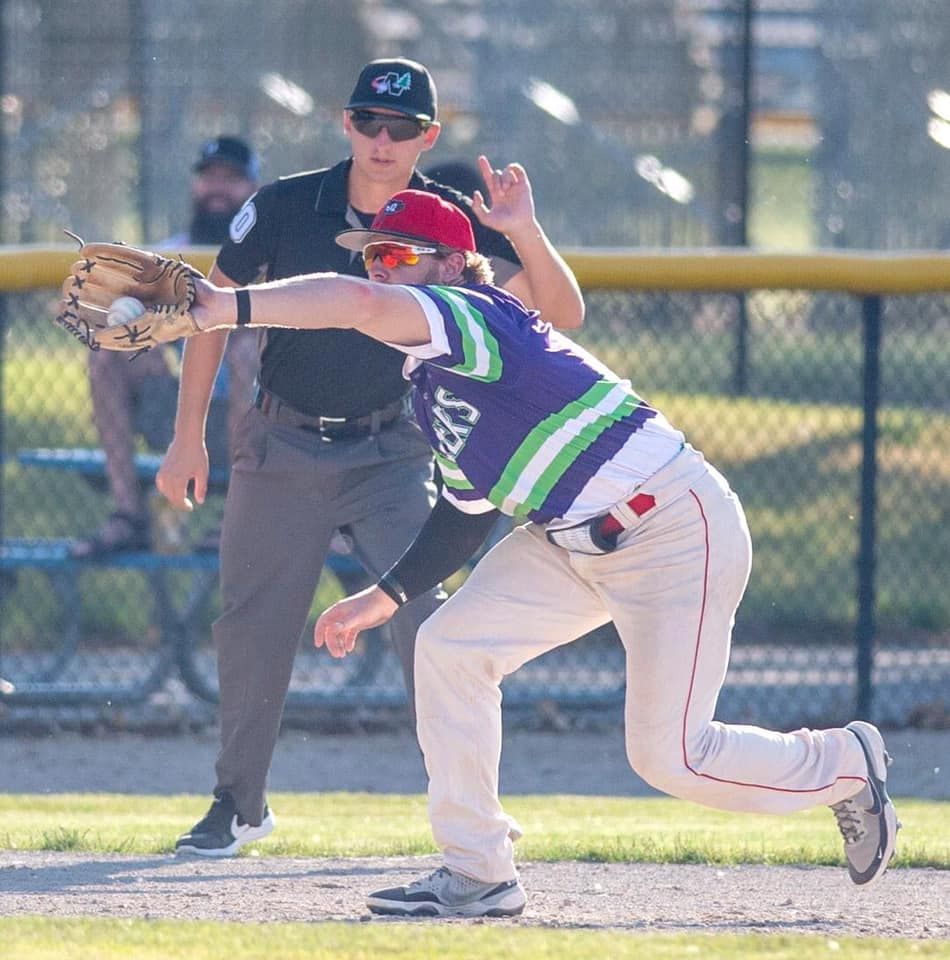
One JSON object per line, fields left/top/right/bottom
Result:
{"left": 435, "top": 451, "right": 475, "bottom": 490}
{"left": 429, "top": 286, "right": 503, "bottom": 382}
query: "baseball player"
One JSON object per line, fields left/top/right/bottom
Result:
{"left": 117, "top": 164, "right": 899, "bottom": 917}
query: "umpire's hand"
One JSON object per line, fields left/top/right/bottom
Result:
{"left": 156, "top": 433, "right": 210, "bottom": 512}
{"left": 315, "top": 586, "right": 399, "bottom": 658}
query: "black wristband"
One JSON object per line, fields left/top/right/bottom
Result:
{"left": 235, "top": 288, "right": 251, "bottom": 326}
{"left": 377, "top": 570, "right": 409, "bottom": 607}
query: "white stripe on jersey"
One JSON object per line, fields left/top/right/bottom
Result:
{"left": 434, "top": 286, "right": 496, "bottom": 379}
{"left": 498, "top": 381, "right": 633, "bottom": 515}
{"left": 442, "top": 487, "right": 496, "bottom": 514}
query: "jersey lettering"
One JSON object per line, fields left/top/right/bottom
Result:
{"left": 431, "top": 385, "right": 480, "bottom": 458}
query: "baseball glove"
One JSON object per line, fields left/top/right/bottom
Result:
{"left": 54, "top": 235, "right": 203, "bottom": 357}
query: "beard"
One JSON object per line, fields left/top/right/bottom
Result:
{"left": 189, "top": 207, "right": 239, "bottom": 245}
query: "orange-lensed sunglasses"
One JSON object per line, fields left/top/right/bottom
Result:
{"left": 363, "top": 242, "right": 438, "bottom": 271}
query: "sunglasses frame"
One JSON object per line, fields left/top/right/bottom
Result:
{"left": 349, "top": 109, "right": 430, "bottom": 143}
{"left": 362, "top": 242, "right": 439, "bottom": 270}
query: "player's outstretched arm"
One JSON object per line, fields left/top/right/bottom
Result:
{"left": 192, "top": 272, "right": 432, "bottom": 346}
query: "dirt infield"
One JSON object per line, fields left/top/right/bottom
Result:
{"left": 4, "top": 727, "right": 950, "bottom": 799}
{"left": 1, "top": 852, "right": 947, "bottom": 938}
{"left": 1, "top": 728, "right": 948, "bottom": 938}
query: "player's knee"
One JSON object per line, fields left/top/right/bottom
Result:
{"left": 625, "top": 733, "right": 694, "bottom": 796}
{"left": 414, "top": 611, "right": 457, "bottom": 671}
{"left": 414, "top": 606, "right": 501, "bottom": 682}
{"left": 626, "top": 725, "right": 719, "bottom": 798}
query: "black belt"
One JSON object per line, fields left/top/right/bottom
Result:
{"left": 254, "top": 385, "right": 408, "bottom": 440}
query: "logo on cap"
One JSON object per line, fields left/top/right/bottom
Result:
{"left": 371, "top": 71, "right": 412, "bottom": 98}
{"left": 382, "top": 199, "right": 406, "bottom": 215}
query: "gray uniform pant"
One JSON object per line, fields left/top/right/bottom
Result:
{"left": 213, "top": 405, "right": 440, "bottom": 824}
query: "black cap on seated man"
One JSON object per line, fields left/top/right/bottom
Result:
{"left": 188, "top": 136, "right": 261, "bottom": 244}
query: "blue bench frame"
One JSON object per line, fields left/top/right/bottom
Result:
{"left": 1, "top": 449, "right": 390, "bottom": 707}
{"left": 0, "top": 537, "right": 219, "bottom": 705}
{"left": 15, "top": 447, "right": 229, "bottom": 492}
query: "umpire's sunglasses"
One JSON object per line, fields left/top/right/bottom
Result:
{"left": 363, "top": 242, "right": 439, "bottom": 271}
{"left": 349, "top": 109, "right": 430, "bottom": 142}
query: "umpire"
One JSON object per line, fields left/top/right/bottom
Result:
{"left": 158, "top": 57, "right": 582, "bottom": 856}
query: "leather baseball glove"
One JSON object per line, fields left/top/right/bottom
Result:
{"left": 54, "top": 235, "right": 203, "bottom": 357}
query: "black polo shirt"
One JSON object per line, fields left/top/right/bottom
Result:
{"left": 216, "top": 158, "right": 521, "bottom": 418}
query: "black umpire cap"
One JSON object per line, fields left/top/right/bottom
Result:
{"left": 346, "top": 57, "right": 438, "bottom": 122}
{"left": 194, "top": 136, "right": 261, "bottom": 181}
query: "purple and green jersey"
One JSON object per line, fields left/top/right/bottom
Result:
{"left": 399, "top": 283, "right": 685, "bottom": 524}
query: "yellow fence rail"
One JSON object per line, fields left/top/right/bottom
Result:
{"left": 3, "top": 246, "right": 950, "bottom": 295}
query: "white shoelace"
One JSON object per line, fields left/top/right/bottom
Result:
{"left": 408, "top": 866, "right": 487, "bottom": 896}
{"left": 831, "top": 798, "right": 869, "bottom": 843}
{"left": 408, "top": 867, "right": 451, "bottom": 890}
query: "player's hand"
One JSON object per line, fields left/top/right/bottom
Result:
{"left": 314, "top": 586, "right": 399, "bottom": 659}
{"left": 190, "top": 278, "right": 235, "bottom": 333}
{"left": 470, "top": 156, "right": 537, "bottom": 239}
{"left": 155, "top": 434, "right": 210, "bottom": 511}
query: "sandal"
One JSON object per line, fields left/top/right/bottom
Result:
{"left": 69, "top": 511, "right": 150, "bottom": 559}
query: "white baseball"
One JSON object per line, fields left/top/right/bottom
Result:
{"left": 106, "top": 296, "right": 146, "bottom": 327}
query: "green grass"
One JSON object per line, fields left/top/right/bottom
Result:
{"left": 1, "top": 793, "right": 948, "bottom": 958}
{"left": 751, "top": 151, "right": 816, "bottom": 250}
{"left": 4, "top": 917, "right": 950, "bottom": 960}
{"left": 1, "top": 793, "right": 947, "bottom": 870}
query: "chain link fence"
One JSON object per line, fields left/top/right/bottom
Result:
{"left": 1, "top": 265, "right": 948, "bottom": 728}
{"left": 4, "top": 1, "right": 950, "bottom": 249}
{"left": 2, "top": 0, "right": 949, "bottom": 728}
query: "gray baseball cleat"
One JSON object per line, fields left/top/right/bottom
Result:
{"left": 830, "top": 720, "right": 900, "bottom": 886}
{"left": 367, "top": 866, "right": 526, "bottom": 917}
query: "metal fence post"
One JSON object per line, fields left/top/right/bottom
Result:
{"left": 720, "top": 0, "right": 754, "bottom": 397}
{"left": 128, "top": 0, "right": 152, "bottom": 241}
{"left": 0, "top": 0, "right": 9, "bottom": 693}
{"left": 855, "top": 293, "right": 882, "bottom": 719}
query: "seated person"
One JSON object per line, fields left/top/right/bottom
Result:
{"left": 70, "top": 136, "right": 260, "bottom": 557}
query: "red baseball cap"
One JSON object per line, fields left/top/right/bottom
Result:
{"left": 335, "top": 190, "right": 476, "bottom": 254}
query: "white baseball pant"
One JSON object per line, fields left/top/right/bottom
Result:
{"left": 414, "top": 446, "right": 871, "bottom": 883}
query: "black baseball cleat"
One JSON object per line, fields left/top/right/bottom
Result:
{"left": 830, "top": 721, "right": 900, "bottom": 886}
{"left": 175, "top": 791, "right": 275, "bottom": 857}
{"left": 367, "top": 865, "right": 526, "bottom": 917}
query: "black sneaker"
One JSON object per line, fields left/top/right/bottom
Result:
{"left": 175, "top": 792, "right": 275, "bottom": 857}
{"left": 367, "top": 866, "right": 526, "bottom": 917}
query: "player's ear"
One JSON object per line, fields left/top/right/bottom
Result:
{"left": 437, "top": 250, "right": 466, "bottom": 284}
